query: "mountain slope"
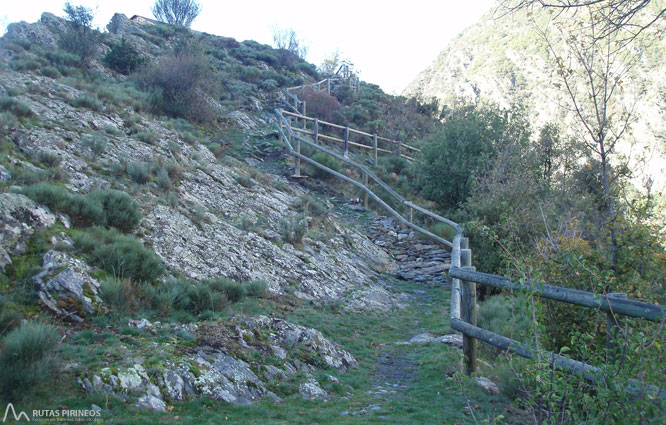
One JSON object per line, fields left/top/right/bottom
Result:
{"left": 404, "top": 6, "right": 666, "bottom": 191}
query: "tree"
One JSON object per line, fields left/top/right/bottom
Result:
{"left": 498, "top": 0, "right": 666, "bottom": 41}
{"left": 152, "top": 0, "right": 201, "bottom": 27}
{"left": 271, "top": 26, "right": 308, "bottom": 66}
{"left": 319, "top": 49, "right": 343, "bottom": 75}
{"left": 533, "top": 5, "right": 646, "bottom": 270}
{"left": 59, "top": 2, "right": 99, "bottom": 65}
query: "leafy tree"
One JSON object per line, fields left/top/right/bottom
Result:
{"left": 152, "top": 0, "right": 202, "bottom": 27}
{"left": 415, "top": 103, "right": 532, "bottom": 211}
{"left": 59, "top": 2, "right": 100, "bottom": 65}
{"left": 103, "top": 37, "right": 145, "bottom": 74}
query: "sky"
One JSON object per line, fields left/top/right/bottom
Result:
{"left": 0, "top": 0, "right": 496, "bottom": 94}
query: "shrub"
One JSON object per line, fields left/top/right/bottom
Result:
{"left": 59, "top": 2, "right": 100, "bottom": 65}
{"left": 0, "top": 298, "right": 23, "bottom": 338}
{"left": 88, "top": 189, "right": 142, "bottom": 232}
{"left": 156, "top": 167, "right": 172, "bottom": 191}
{"left": 244, "top": 280, "right": 268, "bottom": 298}
{"left": 234, "top": 174, "right": 254, "bottom": 188}
{"left": 103, "top": 37, "right": 145, "bottom": 74}
{"left": 477, "top": 295, "right": 532, "bottom": 344}
{"left": 66, "top": 194, "right": 105, "bottom": 227}
{"left": 0, "top": 112, "right": 18, "bottom": 135}
{"left": 310, "top": 152, "right": 340, "bottom": 179}
{"left": 416, "top": 103, "right": 531, "bottom": 211}
{"left": 0, "top": 322, "right": 59, "bottom": 398}
{"left": 298, "top": 195, "right": 328, "bottom": 217}
{"left": 40, "top": 65, "right": 61, "bottom": 79}
{"left": 140, "top": 39, "right": 213, "bottom": 121}
{"left": 209, "top": 278, "right": 246, "bottom": 303}
{"left": 127, "top": 161, "right": 151, "bottom": 184}
{"left": 99, "top": 277, "right": 131, "bottom": 310}
{"left": 185, "top": 282, "right": 228, "bottom": 314}
{"left": 74, "top": 227, "right": 165, "bottom": 282}
{"left": 299, "top": 88, "right": 342, "bottom": 122}
{"left": 136, "top": 130, "right": 157, "bottom": 145}
{"left": 0, "top": 96, "right": 34, "bottom": 118}
{"left": 81, "top": 133, "right": 107, "bottom": 156}
{"left": 20, "top": 182, "right": 72, "bottom": 211}
{"left": 73, "top": 93, "right": 103, "bottom": 111}
{"left": 37, "top": 151, "right": 61, "bottom": 167}
{"left": 279, "top": 214, "right": 308, "bottom": 245}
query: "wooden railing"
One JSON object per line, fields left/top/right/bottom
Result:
{"left": 279, "top": 109, "right": 419, "bottom": 163}
{"left": 274, "top": 83, "right": 665, "bottom": 400}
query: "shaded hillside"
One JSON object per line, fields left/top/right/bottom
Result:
{"left": 404, "top": 4, "right": 666, "bottom": 191}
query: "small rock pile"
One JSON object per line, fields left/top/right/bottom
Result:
{"left": 367, "top": 216, "right": 450, "bottom": 286}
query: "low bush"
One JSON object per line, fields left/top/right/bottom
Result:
{"left": 279, "top": 214, "right": 308, "bottom": 245}
{"left": 103, "top": 37, "right": 145, "bottom": 74}
{"left": 310, "top": 152, "right": 340, "bottom": 179}
{"left": 73, "top": 93, "right": 103, "bottom": 111}
{"left": 88, "top": 189, "right": 142, "bottom": 232}
{"left": 135, "top": 130, "right": 157, "bottom": 145}
{"left": 37, "top": 151, "right": 61, "bottom": 167}
{"left": 244, "top": 280, "right": 268, "bottom": 298}
{"left": 20, "top": 184, "right": 141, "bottom": 232}
{"left": 127, "top": 161, "right": 150, "bottom": 184}
{"left": 477, "top": 295, "right": 532, "bottom": 344}
{"left": 0, "top": 322, "right": 59, "bottom": 398}
{"left": 99, "top": 276, "right": 132, "bottom": 311}
{"left": 81, "top": 133, "right": 107, "bottom": 156}
{"left": 0, "top": 298, "right": 23, "bottom": 338}
{"left": 209, "top": 278, "right": 246, "bottom": 303}
{"left": 74, "top": 227, "right": 165, "bottom": 282}
{"left": 0, "top": 96, "right": 34, "bottom": 118}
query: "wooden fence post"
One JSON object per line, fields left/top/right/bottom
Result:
{"left": 344, "top": 126, "right": 349, "bottom": 157}
{"left": 607, "top": 292, "right": 627, "bottom": 364}
{"left": 461, "top": 246, "right": 477, "bottom": 376}
{"left": 302, "top": 101, "right": 307, "bottom": 129}
{"left": 290, "top": 132, "right": 300, "bottom": 177}
{"left": 327, "top": 79, "right": 331, "bottom": 94}
{"left": 409, "top": 207, "right": 413, "bottom": 224}
{"left": 372, "top": 134, "right": 378, "bottom": 165}
{"left": 313, "top": 119, "right": 319, "bottom": 144}
{"left": 362, "top": 172, "right": 368, "bottom": 208}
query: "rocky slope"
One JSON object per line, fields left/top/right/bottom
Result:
{"left": 404, "top": 5, "right": 666, "bottom": 191}
{"left": 0, "top": 12, "right": 411, "bottom": 411}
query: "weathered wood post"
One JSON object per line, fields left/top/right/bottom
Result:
{"left": 344, "top": 126, "right": 349, "bottom": 157}
{"left": 302, "top": 101, "right": 307, "bottom": 129}
{"left": 409, "top": 207, "right": 413, "bottom": 224}
{"left": 372, "top": 134, "right": 378, "bottom": 165}
{"left": 327, "top": 79, "right": 331, "bottom": 94}
{"left": 313, "top": 119, "right": 319, "bottom": 145}
{"left": 606, "top": 292, "right": 627, "bottom": 364}
{"left": 460, "top": 244, "right": 476, "bottom": 375}
{"left": 362, "top": 172, "right": 368, "bottom": 208}
{"left": 290, "top": 131, "right": 300, "bottom": 177}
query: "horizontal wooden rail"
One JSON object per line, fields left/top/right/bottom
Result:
{"left": 276, "top": 109, "right": 457, "bottom": 249}
{"left": 279, "top": 109, "right": 421, "bottom": 154}
{"left": 448, "top": 267, "right": 664, "bottom": 322}
{"left": 450, "top": 318, "right": 666, "bottom": 399}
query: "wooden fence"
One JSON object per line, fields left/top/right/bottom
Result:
{"left": 274, "top": 83, "right": 665, "bottom": 400}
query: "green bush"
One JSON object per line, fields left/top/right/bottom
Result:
{"left": 209, "top": 278, "right": 246, "bottom": 303}
{"left": 310, "top": 152, "right": 340, "bottom": 179}
{"left": 0, "top": 298, "right": 23, "bottom": 338}
{"left": 81, "top": 133, "right": 107, "bottom": 156}
{"left": 477, "top": 295, "right": 532, "bottom": 344}
{"left": 415, "top": 103, "right": 531, "bottom": 211}
{"left": 279, "top": 214, "right": 308, "bottom": 245}
{"left": 59, "top": 2, "right": 100, "bottom": 65}
{"left": 135, "top": 130, "right": 157, "bottom": 145}
{"left": 20, "top": 184, "right": 141, "bottom": 232}
{"left": 74, "top": 227, "right": 165, "bottom": 282}
{"left": 103, "top": 37, "right": 145, "bottom": 74}
{"left": 88, "top": 189, "right": 142, "bottom": 232}
{"left": 234, "top": 174, "right": 254, "bottom": 188}
{"left": 0, "top": 322, "right": 59, "bottom": 398}
{"left": 244, "top": 280, "right": 268, "bottom": 298}
{"left": 156, "top": 167, "right": 172, "bottom": 192}
{"left": 73, "top": 93, "right": 102, "bottom": 111}
{"left": 0, "top": 96, "right": 34, "bottom": 118}
{"left": 127, "top": 161, "right": 150, "bottom": 184}
{"left": 40, "top": 65, "right": 61, "bottom": 79}
{"left": 37, "top": 151, "right": 61, "bottom": 167}
{"left": 0, "top": 112, "right": 17, "bottom": 135}
{"left": 298, "top": 195, "right": 328, "bottom": 217}
{"left": 99, "top": 276, "right": 130, "bottom": 310}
